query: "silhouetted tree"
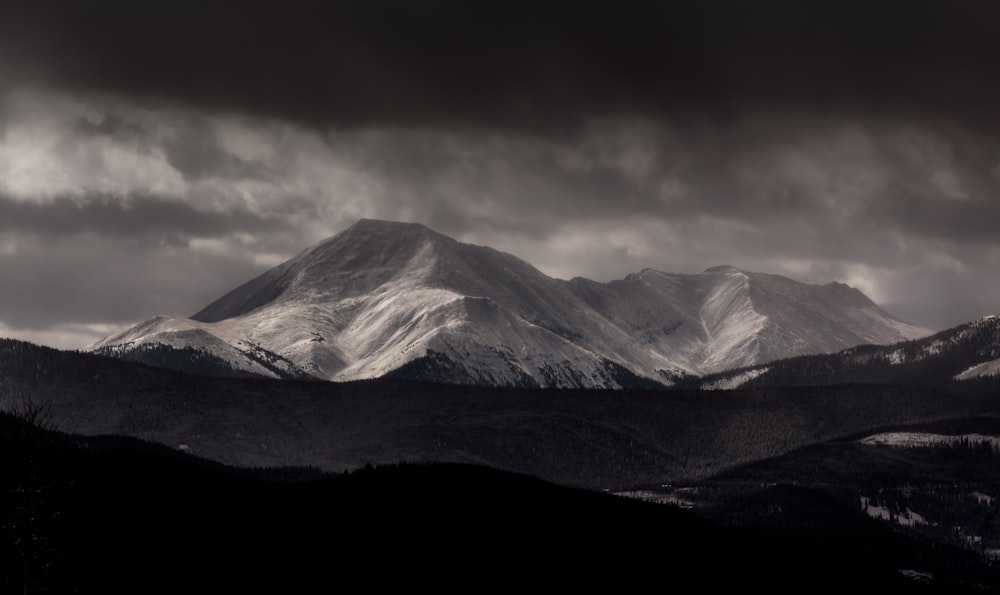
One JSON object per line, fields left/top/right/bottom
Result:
{"left": 0, "top": 391, "right": 59, "bottom": 594}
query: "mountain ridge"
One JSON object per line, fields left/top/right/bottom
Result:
{"left": 90, "top": 219, "right": 930, "bottom": 387}
{"left": 694, "top": 314, "right": 1000, "bottom": 390}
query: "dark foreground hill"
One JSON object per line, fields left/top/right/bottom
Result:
{"left": 0, "top": 410, "right": 975, "bottom": 595}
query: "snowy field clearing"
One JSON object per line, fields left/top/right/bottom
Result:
{"left": 860, "top": 432, "right": 1000, "bottom": 449}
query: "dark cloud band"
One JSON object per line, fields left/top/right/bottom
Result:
{"left": 5, "top": 1, "right": 1000, "bottom": 129}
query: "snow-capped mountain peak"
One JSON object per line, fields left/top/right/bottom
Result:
{"left": 91, "top": 219, "right": 932, "bottom": 388}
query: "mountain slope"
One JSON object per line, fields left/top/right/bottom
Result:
{"left": 90, "top": 219, "right": 929, "bottom": 387}
{"left": 695, "top": 314, "right": 1000, "bottom": 390}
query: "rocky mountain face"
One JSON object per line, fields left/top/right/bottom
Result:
{"left": 90, "top": 219, "right": 930, "bottom": 388}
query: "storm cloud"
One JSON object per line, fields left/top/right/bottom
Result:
{"left": 0, "top": 1, "right": 998, "bottom": 347}
{"left": 6, "top": 0, "right": 1000, "bottom": 129}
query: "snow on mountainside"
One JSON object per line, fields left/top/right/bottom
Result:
{"left": 694, "top": 314, "right": 1000, "bottom": 389}
{"left": 877, "top": 314, "right": 1000, "bottom": 370}
{"left": 952, "top": 315, "right": 1000, "bottom": 380}
{"left": 90, "top": 219, "right": 931, "bottom": 388}
{"left": 956, "top": 358, "right": 1000, "bottom": 380}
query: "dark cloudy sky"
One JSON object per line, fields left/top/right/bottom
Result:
{"left": 2, "top": 0, "right": 999, "bottom": 348}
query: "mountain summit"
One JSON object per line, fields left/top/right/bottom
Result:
{"left": 91, "top": 219, "right": 930, "bottom": 387}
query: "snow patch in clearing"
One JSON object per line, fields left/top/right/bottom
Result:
{"left": 702, "top": 367, "right": 769, "bottom": 390}
{"left": 860, "top": 496, "right": 892, "bottom": 521}
{"left": 885, "top": 349, "right": 906, "bottom": 365}
{"left": 972, "top": 492, "right": 994, "bottom": 506}
{"left": 860, "top": 432, "right": 1000, "bottom": 449}
{"left": 955, "top": 358, "right": 1000, "bottom": 381}
{"left": 899, "top": 569, "right": 934, "bottom": 583}
{"left": 861, "top": 496, "right": 929, "bottom": 527}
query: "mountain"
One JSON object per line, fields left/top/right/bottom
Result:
{"left": 90, "top": 219, "right": 929, "bottom": 388}
{"left": 694, "top": 314, "right": 1000, "bottom": 390}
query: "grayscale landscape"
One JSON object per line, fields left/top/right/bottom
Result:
{"left": 2, "top": 1, "right": 1000, "bottom": 593}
